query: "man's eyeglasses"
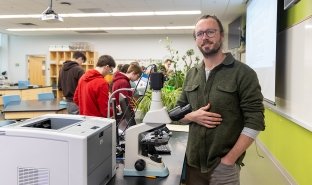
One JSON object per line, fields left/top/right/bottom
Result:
{"left": 195, "top": 29, "right": 218, "bottom": 39}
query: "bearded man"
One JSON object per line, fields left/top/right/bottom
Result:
{"left": 176, "top": 15, "right": 265, "bottom": 185}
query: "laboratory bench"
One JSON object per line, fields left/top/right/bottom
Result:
{"left": 108, "top": 131, "right": 188, "bottom": 185}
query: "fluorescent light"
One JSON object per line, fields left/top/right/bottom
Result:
{"left": 60, "top": 13, "right": 111, "bottom": 18}
{"left": 0, "top": 14, "right": 41, "bottom": 19}
{"left": 0, "top": 10, "right": 201, "bottom": 19}
{"left": 7, "top": 26, "right": 195, "bottom": 32}
{"left": 155, "top": 11, "right": 200, "bottom": 15}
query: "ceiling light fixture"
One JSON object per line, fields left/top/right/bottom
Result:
{"left": 6, "top": 26, "right": 194, "bottom": 32}
{"left": 0, "top": 10, "right": 201, "bottom": 19}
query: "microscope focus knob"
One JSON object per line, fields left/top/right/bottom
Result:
{"left": 135, "top": 159, "right": 146, "bottom": 171}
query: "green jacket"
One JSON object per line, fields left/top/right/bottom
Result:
{"left": 176, "top": 53, "right": 265, "bottom": 173}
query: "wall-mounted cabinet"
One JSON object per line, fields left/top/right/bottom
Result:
{"left": 49, "top": 50, "right": 97, "bottom": 98}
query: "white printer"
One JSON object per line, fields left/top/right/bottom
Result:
{"left": 0, "top": 114, "right": 116, "bottom": 185}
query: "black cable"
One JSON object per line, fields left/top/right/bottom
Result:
{"left": 132, "top": 64, "right": 156, "bottom": 91}
{"left": 115, "top": 64, "right": 156, "bottom": 141}
{"left": 113, "top": 65, "right": 156, "bottom": 149}
{"left": 255, "top": 140, "right": 265, "bottom": 158}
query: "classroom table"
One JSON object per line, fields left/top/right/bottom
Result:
{"left": 0, "top": 86, "right": 52, "bottom": 105}
{"left": 108, "top": 131, "right": 188, "bottom": 185}
{"left": 3, "top": 99, "right": 67, "bottom": 120}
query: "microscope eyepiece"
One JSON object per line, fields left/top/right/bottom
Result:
{"left": 168, "top": 104, "right": 192, "bottom": 121}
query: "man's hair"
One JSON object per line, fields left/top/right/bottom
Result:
{"left": 73, "top": 51, "right": 86, "bottom": 62}
{"left": 120, "top": 64, "right": 130, "bottom": 73}
{"left": 130, "top": 61, "right": 140, "bottom": 66}
{"left": 127, "top": 64, "right": 143, "bottom": 75}
{"left": 96, "top": 55, "right": 116, "bottom": 68}
{"left": 117, "top": 64, "right": 123, "bottom": 70}
{"left": 193, "top": 15, "right": 224, "bottom": 39}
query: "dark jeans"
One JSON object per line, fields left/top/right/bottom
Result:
{"left": 67, "top": 101, "right": 79, "bottom": 115}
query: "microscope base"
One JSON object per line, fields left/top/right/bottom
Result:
{"left": 124, "top": 165, "right": 169, "bottom": 177}
{"left": 123, "top": 123, "right": 170, "bottom": 177}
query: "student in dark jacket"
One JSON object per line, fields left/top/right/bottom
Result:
{"left": 58, "top": 51, "right": 86, "bottom": 114}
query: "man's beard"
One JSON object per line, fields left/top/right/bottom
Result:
{"left": 199, "top": 40, "right": 222, "bottom": 58}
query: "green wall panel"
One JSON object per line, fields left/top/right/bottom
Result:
{"left": 280, "top": 0, "right": 312, "bottom": 30}
{"left": 259, "top": 109, "right": 312, "bottom": 184}
{"left": 259, "top": 0, "right": 312, "bottom": 184}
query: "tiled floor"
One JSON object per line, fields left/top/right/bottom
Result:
{"left": 168, "top": 124, "right": 293, "bottom": 185}
{"left": 241, "top": 142, "right": 292, "bottom": 185}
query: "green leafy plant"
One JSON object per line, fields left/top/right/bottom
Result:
{"left": 137, "top": 88, "right": 182, "bottom": 116}
{"left": 137, "top": 37, "right": 200, "bottom": 117}
{"left": 182, "top": 49, "right": 201, "bottom": 72}
{"left": 137, "top": 90, "right": 151, "bottom": 116}
{"left": 165, "top": 70, "right": 185, "bottom": 89}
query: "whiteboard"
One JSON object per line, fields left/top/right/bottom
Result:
{"left": 246, "top": 0, "right": 278, "bottom": 103}
{"left": 274, "top": 16, "right": 312, "bottom": 132}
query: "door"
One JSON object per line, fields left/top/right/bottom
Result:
{"left": 28, "top": 55, "right": 46, "bottom": 86}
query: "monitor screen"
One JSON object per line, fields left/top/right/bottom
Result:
{"left": 284, "top": 0, "right": 300, "bottom": 10}
{"left": 136, "top": 73, "right": 149, "bottom": 95}
{"left": 228, "top": 16, "right": 241, "bottom": 49}
{"left": 118, "top": 93, "right": 136, "bottom": 131}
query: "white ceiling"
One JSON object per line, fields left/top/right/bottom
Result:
{"left": 0, "top": 0, "right": 246, "bottom": 36}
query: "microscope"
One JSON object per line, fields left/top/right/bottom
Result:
{"left": 123, "top": 72, "right": 172, "bottom": 177}
{"left": 123, "top": 71, "right": 192, "bottom": 177}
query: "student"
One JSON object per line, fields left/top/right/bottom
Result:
{"left": 162, "top": 59, "right": 174, "bottom": 77}
{"left": 73, "top": 55, "right": 116, "bottom": 117}
{"left": 112, "top": 64, "right": 143, "bottom": 109}
{"left": 58, "top": 51, "right": 86, "bottom": 114}
{"left": 116, "top": 64, "right": 123, "bottom": 72}
{"left": 176, "top": 15, "right": 265, "bottom": 185}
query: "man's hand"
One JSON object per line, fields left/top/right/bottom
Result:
{"left": 184, "top": 103, "right": 222, "bottom": 128}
